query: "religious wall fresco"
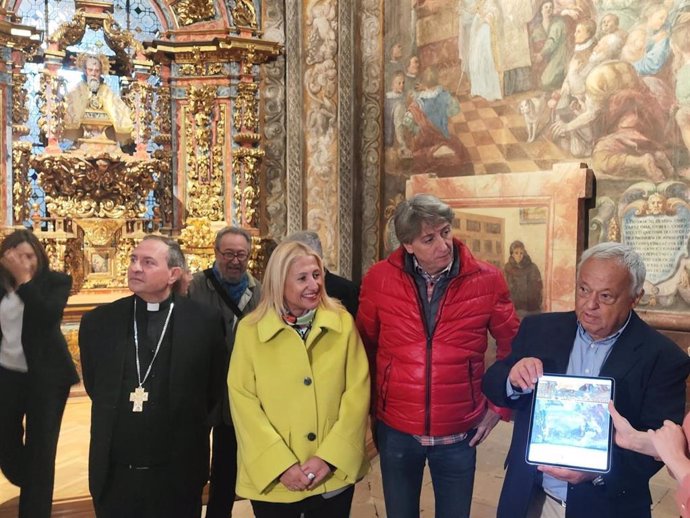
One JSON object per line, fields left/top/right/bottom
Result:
{"left": 383, "top": 0, "right": 690, "bottom": 315}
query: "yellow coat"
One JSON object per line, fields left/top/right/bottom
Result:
{"left": 228, "top": 307, "right": 370, "bottom": 502}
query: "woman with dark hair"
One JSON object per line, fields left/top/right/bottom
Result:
{"left": 0, "top": 229, "right": 78, "bottom": 518}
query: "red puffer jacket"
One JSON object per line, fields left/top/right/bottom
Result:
{"left": 357, "top": 240, "right": 519, "bottom": 436}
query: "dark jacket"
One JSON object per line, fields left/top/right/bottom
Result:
{"left": 187, "top": 270, "right": 262, "bottom": 344}
{"left": 79, "top": 295, "right": 226, "bottom": 501}
{"left": 187, "top": 270, "right": 261, "bottom": 425}
{"left": 356, "top": 239, "right": 519, "bottom": 436}
{"left": 482, "top": 311, "right": 690, "bottom": 518}
{"left": 0, "top": 270, "right": 78, "bottom": 387}
{"left": 325, "top": 270, "right": 359, "bottom": 318}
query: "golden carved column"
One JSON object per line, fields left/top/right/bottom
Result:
{"left": 229, "top": 9, "right": 277, "bottom": 273}
{"left": 185, "top": 83, "right": 225, "bottom": 224}
{"left": 127, "top": 60, "right": 155, "bottom": 159}
{"left": 147, "top": 23, "right": 281, "bottom": 253}
{"left": 11, "top": 59, "right": 32, "bottom": 226}
{"left": 0, "top": 10, "right": 42, "bottom": 227}
{"left": 233, "top": 47, "right": 263, "bottom": 230}
{"left": 166, "top": 51, "right": 231, "bottom": 270}
{"left": 146, "top": 3, "right": 280, "bottom": 277}
{"left": 39, "top": 55, "right": 67, "bottom": 155}
{"left": 152, "top": 63, "right": 174, "bottom": 231}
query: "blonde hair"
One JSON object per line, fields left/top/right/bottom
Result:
{"left": 245, "top": 241, "right": 343, "bottom": 324}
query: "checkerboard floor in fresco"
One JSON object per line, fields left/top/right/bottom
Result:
{"left": 452, "top": 89, "right": 573, "bottom": 174}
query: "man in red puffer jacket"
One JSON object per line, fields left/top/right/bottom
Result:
{"left": 357, "top": 193, "right": 519, "bottom": 518}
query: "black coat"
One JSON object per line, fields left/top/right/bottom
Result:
{"left": 482, "top": 311, "right": 690, "bottom": 518}
{"left": 325, "top": 270, "right": 359, "bottom": 318}
{"left": 79, "top": 295, "right": 226, "bottom": 501}
{"left": 0, "top": 270, "right": 78, "bottom": 387}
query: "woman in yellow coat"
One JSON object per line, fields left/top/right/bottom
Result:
{"left": 228, "top": 240, "right": 370, "bottom": 518}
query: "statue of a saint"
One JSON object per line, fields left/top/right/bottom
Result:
{"left": 63, "top": 54, "right": 134, "bottom": 147}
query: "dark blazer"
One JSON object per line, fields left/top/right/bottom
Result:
{"left": 325, "top": 270, "right": 359, "bottom": 318}
{"left": 482, "top": 311, "right": 690, "bottom": 518}
{"left": 0, "top": 271, "right": 78, "bottom": 387}
{"left": 79, "top": 294, "right": 226, "bottom": 502}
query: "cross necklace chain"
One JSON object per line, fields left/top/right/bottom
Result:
{"left": 129, "top": 299, "right": 174, "bottom": 412}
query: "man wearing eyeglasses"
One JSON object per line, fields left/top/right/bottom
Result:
{"left": 482, "top": 242, "right": 690, "bottom": 518}
{"left": 188, "top": 226, "right": 262, "bottom": 518}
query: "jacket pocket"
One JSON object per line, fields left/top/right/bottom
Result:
{"left": 468, "top": 360, "right": 476, "bottom": 407}
{"left": 380, "top": 359, "right": 393, "bottom": 411}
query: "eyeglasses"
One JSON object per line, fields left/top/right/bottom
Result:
{"left": 218, "top": 250, "right": 249, "bottom": 262}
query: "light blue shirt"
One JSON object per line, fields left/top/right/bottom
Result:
{"left": 541, "top": 313, "right": 631, "bottom": 502}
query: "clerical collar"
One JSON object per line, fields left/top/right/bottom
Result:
{"left": 135, "top": 295, "right": 173, "bottom": 313}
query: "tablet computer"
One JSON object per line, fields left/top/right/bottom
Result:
{"left": 525, "top": 374, "right": 614, "bottom": 473}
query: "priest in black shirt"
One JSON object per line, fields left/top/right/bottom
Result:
{"left": 79, "top": 235, "right": 225, "bottom": 518}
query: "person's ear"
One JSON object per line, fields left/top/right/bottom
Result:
{"left": 632, "top": 289, "right": 644, "bottom": 307}
{"left": 169, "top": 266, "right": 183, "bottom": 286}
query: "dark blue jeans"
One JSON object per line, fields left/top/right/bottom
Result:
{"left": 378, "top": 421, "right": 477, "bottom": 518}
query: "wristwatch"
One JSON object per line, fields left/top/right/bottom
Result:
{"left": 592, "top": 475, "right": 605, "bottom": 487}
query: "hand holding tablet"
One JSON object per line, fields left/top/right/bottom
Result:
{"left": 508, "top": 357, "right": 544, "bottom": 391}
{"left": 526, "top": 374, "right": 614, "bottom": 473}
{"left": 537, "top": 464, "right": 599, "bottom": 484}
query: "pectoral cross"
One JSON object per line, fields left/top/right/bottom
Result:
{"left": 129, "top": 386, "right": 149, "bottom": 412}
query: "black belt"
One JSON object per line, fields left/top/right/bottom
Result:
{"left": 544, "top": 491, "right": 566, "bottom": 508}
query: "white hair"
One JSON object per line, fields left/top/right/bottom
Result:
{"left": 578, "top": 242, "right": 646, "bottom": 296}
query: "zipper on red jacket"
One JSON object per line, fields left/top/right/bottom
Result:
{"left": 407, "top": 273, "right": 453, "bottom": 436}
{"left": 396, "top": 248, "right": 475, "bottom": 435}
{"left": 425, "top": 335, "right": 432, "bottom": 434}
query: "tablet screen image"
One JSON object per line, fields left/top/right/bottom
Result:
{"left": 526, "top": 374, "right": 614, "bottom": 473}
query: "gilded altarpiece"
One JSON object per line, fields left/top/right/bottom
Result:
{"left": 0, "top": 0, "right": 280, "bottom": 308}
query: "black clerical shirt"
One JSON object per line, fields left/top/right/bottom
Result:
{"left": 110, "top": 296, "right": 174, "bottom": 467}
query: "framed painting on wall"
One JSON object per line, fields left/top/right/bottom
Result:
{"left": 453, "top": 207, "right": 548, "bottom": 317}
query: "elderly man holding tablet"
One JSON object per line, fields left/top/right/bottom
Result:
{"left": 483, "top": 242, "right": 690, "bottom": 518}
